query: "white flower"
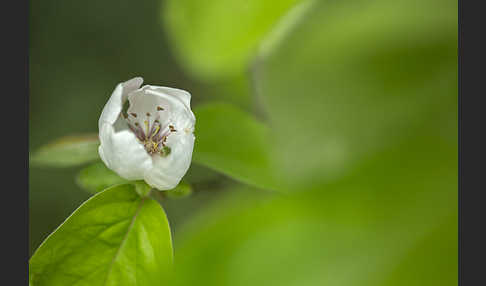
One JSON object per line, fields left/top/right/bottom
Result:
{"left": 98, "top": 77, "right": 195, "bottom": 191}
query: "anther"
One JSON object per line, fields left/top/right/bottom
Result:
{"left": 130, "top": 113, "right": 137, "bottom": 117}
{"left": 146, "top": 112, "right": 151, "bottom": 117}
{"left": 157, "top": 106, "right": 164, "bottom": 111}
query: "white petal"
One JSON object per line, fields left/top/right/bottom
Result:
{"left": 98, "top": 77, "right": 143, "bottom": 131}
{"left": 144, "top": 132, "right": 195, "bottom": 190}
{"left": 126, "top": 88, "right": 171, "bottom": 129}
{"left": 143, "top": 86, "right": 195, "bottom": 124}
{"left": 127, "top": 85, "right": 195, "bottom": 132}
{"left": 144, "top": 85, "right": 192, "bottom": 109}
{"left": 98, "top": 122, "right": 152, "bottom": 180}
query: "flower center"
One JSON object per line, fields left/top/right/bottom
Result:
{"left": 124, "top": 105, "right": 176, "bottom": 157}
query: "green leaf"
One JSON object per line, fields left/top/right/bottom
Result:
{"left": 193, "top": 103, "right": 280, "bottom": 190}
{"left": 253, "top": 0, "right": 457, "bottom": 189}
{"left": 133, "top": 180, "right": 153, "bottom": 197}
{"left": 165, "top": 182, "right": 193, "bottom": 199}
{"left": 378, "top": 214, "right": 457, "bottom": 286}
{"left": 161, "top": 1, "right": 457, "bottom": 285}
{"left": 29, "top": 184, "right": 173, "bottom": 286}
{"left": 162, "top": 0, "right": 302, "bottom": 80}
{"left": 170, "top": 150, "right": 457, "bottom": 286}
{"left": 30, "top": 134, "right": 100, "bottom": 168}
{"left": 75, "top": 162, "right": 129, "bottom": 194}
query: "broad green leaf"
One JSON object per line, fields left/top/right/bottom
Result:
{"left": 253, "top": 0, "right": 457, "bottom": 189}
{"left": 76, "top": 162, "right": 128, "bottom": 194}
{"left": 162, "top": 0, "right": 302, "bottom": 80}
{"left": 30, "top": 134, "right": 100, "bottom": 168}
{"left": 29, "top": 184, "right": 173, "bottom": 286}
{"left": 193, "top": 103, "right": 280, "bottom": 190}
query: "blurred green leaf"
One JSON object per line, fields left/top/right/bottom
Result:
{"left": 193, "top": 103, "right": 280, "bottom": 190}
{"left": 201, "top": 72, "right": 255, "bottom": 109}
{"left": 171, "top": 142, "right": 457, "bottom": 286}
{"left": 165, "top": 182, "right": 193, "bottom": 199}
{"left": 173, "top": 0, "right": 459, "bottom": 274}
{"left": 162, "top": 0, "right": 302, "bottom": 80}
{"left": 75, "top": 162, "right": 129, "bottom": 194}
{"left": 30, "top": 134, "right": 100, "bottom": 168}
{"left": 182, "top": 163, "right": 226, "bottom": 186}
{"left": 253, "top": 0, "right": 457, "bottom": 188}
{"left": 378, "top": 214, "right": 457, "bottom": 286}
{"left": 29, "top": 184, "right": 173, "bottom": 286}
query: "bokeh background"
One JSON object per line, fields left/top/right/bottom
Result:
{"left": 30, "top": 0, "right": 457, "bottom": 285}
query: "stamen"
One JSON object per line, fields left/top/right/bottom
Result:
{"left": 151, "top": 125, "right": 161, "bottom": 139}
{"left": 127, "top": 122, "right": 145, "bottom": 141}
{"left": 157, "top": 106, "right": 164, "bottom": 111}
{"left": 126, "top": 113, "right": 175, "bottom": 156}
{"left": 144, "top": 120, "right": 150, "bottom": 136}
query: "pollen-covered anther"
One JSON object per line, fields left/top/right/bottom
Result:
{"left": 126, "top": 113, "right": 174, "bottom": 156}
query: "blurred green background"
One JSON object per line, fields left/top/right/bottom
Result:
{"left": 29, "top": 0, "right": 457, "bottom": 285}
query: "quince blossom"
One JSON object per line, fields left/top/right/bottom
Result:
{"left": 98, "top": 77, "right": 195, "bottom": 190}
